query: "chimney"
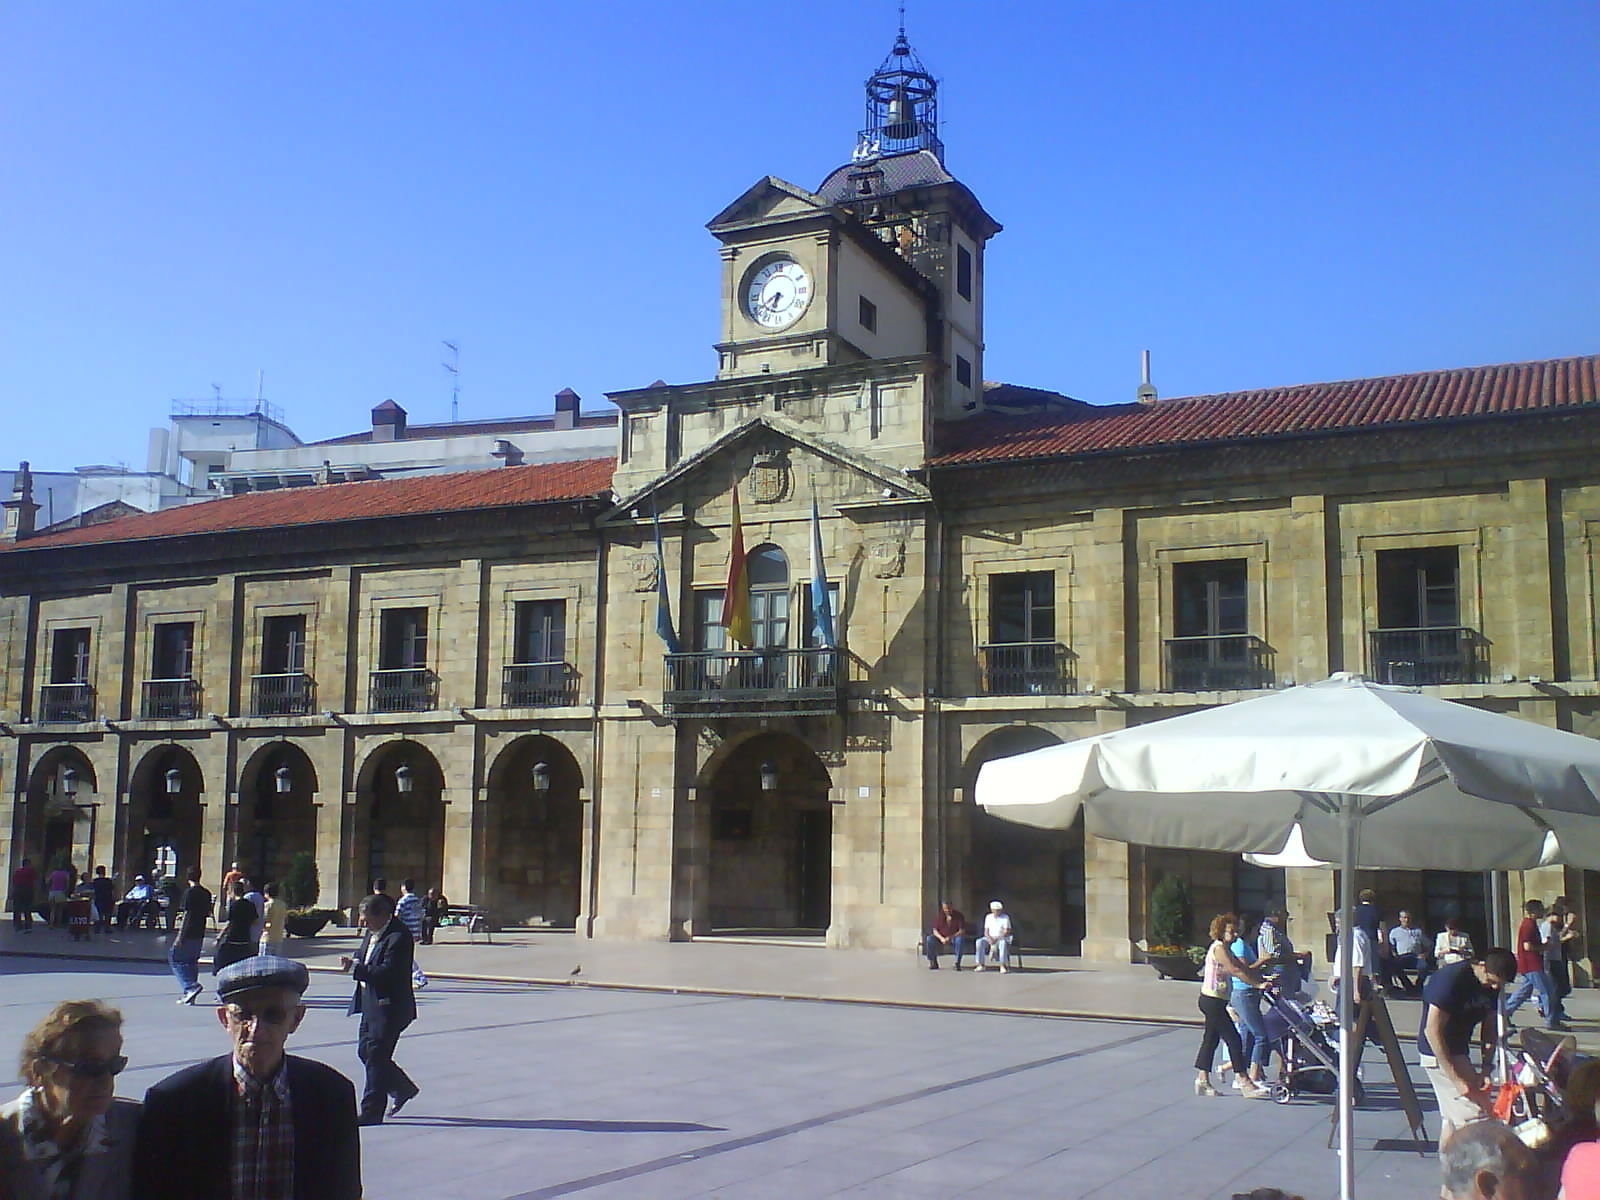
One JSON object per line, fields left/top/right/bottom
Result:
{"left": 553, "top": 388, "right": 580, "bottom": 431}
{"left": 2, "top": 461, "right": 40, "bottom": 542}
{"left": 1135, "top": 350, "right": 1158, "bottom": 404}
{"left": 371, "top": 399, "right": 407, "bottom": 442}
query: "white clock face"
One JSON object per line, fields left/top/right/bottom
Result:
{"left": 744, "top": 258, "right": 812, "bottom": 329}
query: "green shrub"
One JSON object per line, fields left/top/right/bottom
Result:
{"left": 1148, "top": 874, "right": 1192, "bottom": 948}
{"left": 283, "top": 852, "right": 320, "bottom": 909}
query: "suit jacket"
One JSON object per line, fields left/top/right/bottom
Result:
{"left": 0, "top": 1096, "right": 139, "bottom": 1200}
{"left": 348, "top": 917, "right": 417, "bottom": 1031}
{"left": 130, "top": 1054, "right": 360, "bottom": 1200}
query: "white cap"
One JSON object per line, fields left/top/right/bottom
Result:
{"left": 990, "top": 900, "right": 1003, "bottom": 911}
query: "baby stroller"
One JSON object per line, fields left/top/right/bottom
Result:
{"left": 1492, "top": 1024, "right": 1578, "bottom": 1148}
{"left": 1260, "top": 980, "right": 1364, "bottom": 1105}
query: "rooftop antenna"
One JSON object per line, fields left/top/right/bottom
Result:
{"left": 442, "top": 341, "right": 460, "bottom": 422}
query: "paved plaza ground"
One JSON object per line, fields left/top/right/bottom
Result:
{"left": 0, "top": 938, "right": 1458, "bottom": 1200}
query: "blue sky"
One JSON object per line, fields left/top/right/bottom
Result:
{"left": 3, "top": 2, "right": 1595, "bottom": 470}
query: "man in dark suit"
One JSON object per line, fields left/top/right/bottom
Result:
{"left": 131, "top": 954, "right": 361, "bottom": 1200}
{"left": 341, "top": 890, "right": 420, "bottom": 1125}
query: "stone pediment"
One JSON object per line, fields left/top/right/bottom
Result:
{"left": 706, "top": 177, "right": 832, "bottom": 234}
{"left": 600, "top": 413, "right": 930, "bottom": 526}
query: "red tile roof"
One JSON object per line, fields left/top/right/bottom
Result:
{"left": 5, "top": 459, "right": 617, "bottom": 552}
{"left": 932, "top": 354, "right": 1600, "bottom": 467}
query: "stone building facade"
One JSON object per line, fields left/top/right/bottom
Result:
{"left": 4, "top": 35, "right": 1599, "bottom": 963}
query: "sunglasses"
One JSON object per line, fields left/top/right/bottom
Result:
{"left": 225, "top": 1004, "right": 294, "bottom": 1026}
{"left": 46, "top": 1055, "right": 128, "bottom": 1079}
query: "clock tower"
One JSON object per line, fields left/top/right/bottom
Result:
{"left": 707, "top": 27, "right": 1001, "bottom": 418}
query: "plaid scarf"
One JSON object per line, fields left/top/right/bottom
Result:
{"left": 231, "top": 1057, "right": 294, "bottom": 1200}
{"left": 15, "top": 1087, "right": 111, "bottom": 1200}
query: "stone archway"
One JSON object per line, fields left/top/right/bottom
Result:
{"left": 962, "top": 727, "right": 1085, "bottom": 953}
{"left": 123, "top": 745, "right": 205, "bottom": 884}
{"left": 703, "top": 731, "right": 833, "bottom": 934}
{"left": 483, "top": 736, "right": 583, "bottom": 926}
{"left": 234, "top": 742, "right": 318, "bottom": 889}
{"left": 21, "top": 747, "right": 99, "bottom": 873}
{"left": 353, "top": 742, "right": 445, "bottom": 899}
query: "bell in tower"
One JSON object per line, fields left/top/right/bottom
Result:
{"left": 857, "top": 23, "right": 942, "bottom": 162}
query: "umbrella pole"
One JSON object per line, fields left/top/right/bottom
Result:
{"left": 1337, "top": 797, "right": 1359, "bottom": 1200}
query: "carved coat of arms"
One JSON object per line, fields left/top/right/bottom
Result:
{"left": 749, "top": 450, "right": 790, "bottom": 504}
{"left": 629, "top": 551, "right": 659, "bottom": 592}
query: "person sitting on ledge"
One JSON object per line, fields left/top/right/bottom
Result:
{"left": 923, "top": 902, "right": 967, "bottom": 970}
{"left": 975, "top": 901, "right": 1013, "bottom": 974}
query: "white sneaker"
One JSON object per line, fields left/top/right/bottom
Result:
{"left": 999, "top": 966, "right": 1009, "bottom": 974}
{"left": 974, "top": 964, "right": 986, "bottom": 972}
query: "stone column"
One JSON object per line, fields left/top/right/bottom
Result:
{"left": 1287, "top": 867, "right": 1336, "bottom": 973}
{"left": 1081, "top": 707, "right": 1133, "bottom": 962}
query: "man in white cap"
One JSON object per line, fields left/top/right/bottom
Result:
{"left": 132, "top": 954, "right": 362, "bottom": 1199}
{"left": 975, "top": 900, "right": 1014, "bottom": 973}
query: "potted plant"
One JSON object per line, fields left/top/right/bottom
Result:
{"left": 1144, "top": 875, "right": 1203, "bottom": 981}
{"left": 281, "top": 852, "right": 337, "bottom": 937}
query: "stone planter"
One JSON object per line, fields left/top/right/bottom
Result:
{"left": 285, "top": 912, "right": 333, "bottom": 938}
{"left": 1146, "top": 953, "right": 1203, "bottom": 981}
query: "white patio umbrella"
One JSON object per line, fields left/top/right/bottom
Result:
{"left": 974, "top": 673, "right": 1600, "bottom": 1200}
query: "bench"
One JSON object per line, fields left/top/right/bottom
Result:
{"left": 442, "top": 904, "right": 496, "bottom": 942}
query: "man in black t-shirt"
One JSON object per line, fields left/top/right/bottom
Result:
{"left": 1416, "top": 948, "right": 1516, "bottom": 1145}
{"left": 167, "top": 865, "right": 213, "bottom": 1005}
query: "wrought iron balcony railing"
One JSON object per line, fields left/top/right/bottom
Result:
{"left": 1367, "top": 627, "right": 1486, "bottom": 686}
{"left": 141, "top": 678, "right": 200, "bottom": 720}
{"left": 664, "top": 648, "right": 843, "bottom": 717}
{"left": 39, "top": 682, "right": 95, "bottom": 723}
{"left": 368, "top": 667, "right": 437, "bottom": 713}
{"left": 978, "top": 642, "right": 1076, "bottom": 696}
{"left": 251, "top": 672, "right": 316, "bottom": 717}
{"left": 1163, "top": 634, "right": 1274, "bottom": 692}
{"left": 502, "top": 661, "right": 578, "bottom": 708}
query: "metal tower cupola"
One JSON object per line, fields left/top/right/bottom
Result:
{"left": 855, "top": 23, "right": 942, "bottom": 164}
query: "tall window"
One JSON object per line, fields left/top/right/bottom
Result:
{"left": 956, "top": 244, "right": 973, "bottom": 300}
{"left": 694, "top": 592, "right": 726, "bottom": 653}
{"left": 50, "top": 628, "right": 91, "bottom": 684}
{"left": 801, "top": 583, "right": 841, "bottom": 648}
{"left": 1377, "top": 547, "right": 1459, "bottom": 629}
{"left": 858, "top": 295, "right": 877, "bottom": 333}
{"left": 955, "top": 355, "right": 972, "bottom": 388}
{"left": 152, "top": 622, "right": 195, "bottom": 679}
{"left": 513, "top": 600, "right": 566, "bottom": 664}
{"left": 261, "top": 615, "right": 306, "bottom": 675}
{"left": 1169, "top": 560, "right": 1258, "bottom": 690}
{"left": 378, "top": 608, "right": 429, "bottom": 670}
{"left": 1175, "top": 560, "right": 1247, "bottom": 638}
{"left": 1371, "top": 547, "right": 1477, "bottom": 684}
{"left": 990, "top": 572, "right": 1054, "bottom": 645}
{"left": 42, "top": 628, "right": 93, "bottom": 722}
{"left": 747, "top": 545, "right": 789, "bottom": 650}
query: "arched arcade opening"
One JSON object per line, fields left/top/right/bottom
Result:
{"left": 704, "top": 731, "right": 833, "bottom": 934}
{"left": 482, "top": 735, "right": 584, "bottom": 926}
{"left": 962, "top": 726, "right": 1085, "bottom": 953}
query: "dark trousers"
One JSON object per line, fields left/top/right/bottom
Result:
{"left": 1553, "top": 957, "right": 1573, "bottom": 1000}
{"left": 1196, "top": 993, "right": 1248, "bottom": 1074}
{"left": 358, "top": 1019, "right": 417, "bottom": 1120}
{"left": 924, "top": 933, "right": 966, "bottom": 964}
{"left": 12, "top": 889, "right": 34, "bottom": 931}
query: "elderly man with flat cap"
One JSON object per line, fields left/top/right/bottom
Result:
{"left": 130, "top": 954, "right": 361, "bottom": 1200}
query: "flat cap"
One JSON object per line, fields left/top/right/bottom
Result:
{"left": 215, "top": 954, "right": 309, "bottom": 1001}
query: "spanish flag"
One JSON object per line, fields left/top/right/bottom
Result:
{"left": 723, "top": 486, "right": 753, "bottom": 648}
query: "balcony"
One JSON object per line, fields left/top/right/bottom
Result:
{"left": 1367, "top": 627, "right": 1486, "bottom": 686}
{"left": 1163, "top": 635, "right": 1274, "bottom": 692}
{"left": 39, "top": 682, "right": 95, "bottom": 723}
{"left": 978, "top": 642, "right": 1076, "bottom": 696}
{"left": 369, "top": 667, "right": 438, "bottom": 713}
{"left": 250, "top": 672, "right": 316, "bottom": 717}
{"left": 502, "top": 661, "right": 578, "bottom": 708}
{"left": 664, "top": 648, "right": 843, "bottom": 717}
{"left": 142, "top": 678, "right": 200, "bottom": 720}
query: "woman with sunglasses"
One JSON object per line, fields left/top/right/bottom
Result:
{"left": 0, "top": 999, "right": 137, "bottom": 1199}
